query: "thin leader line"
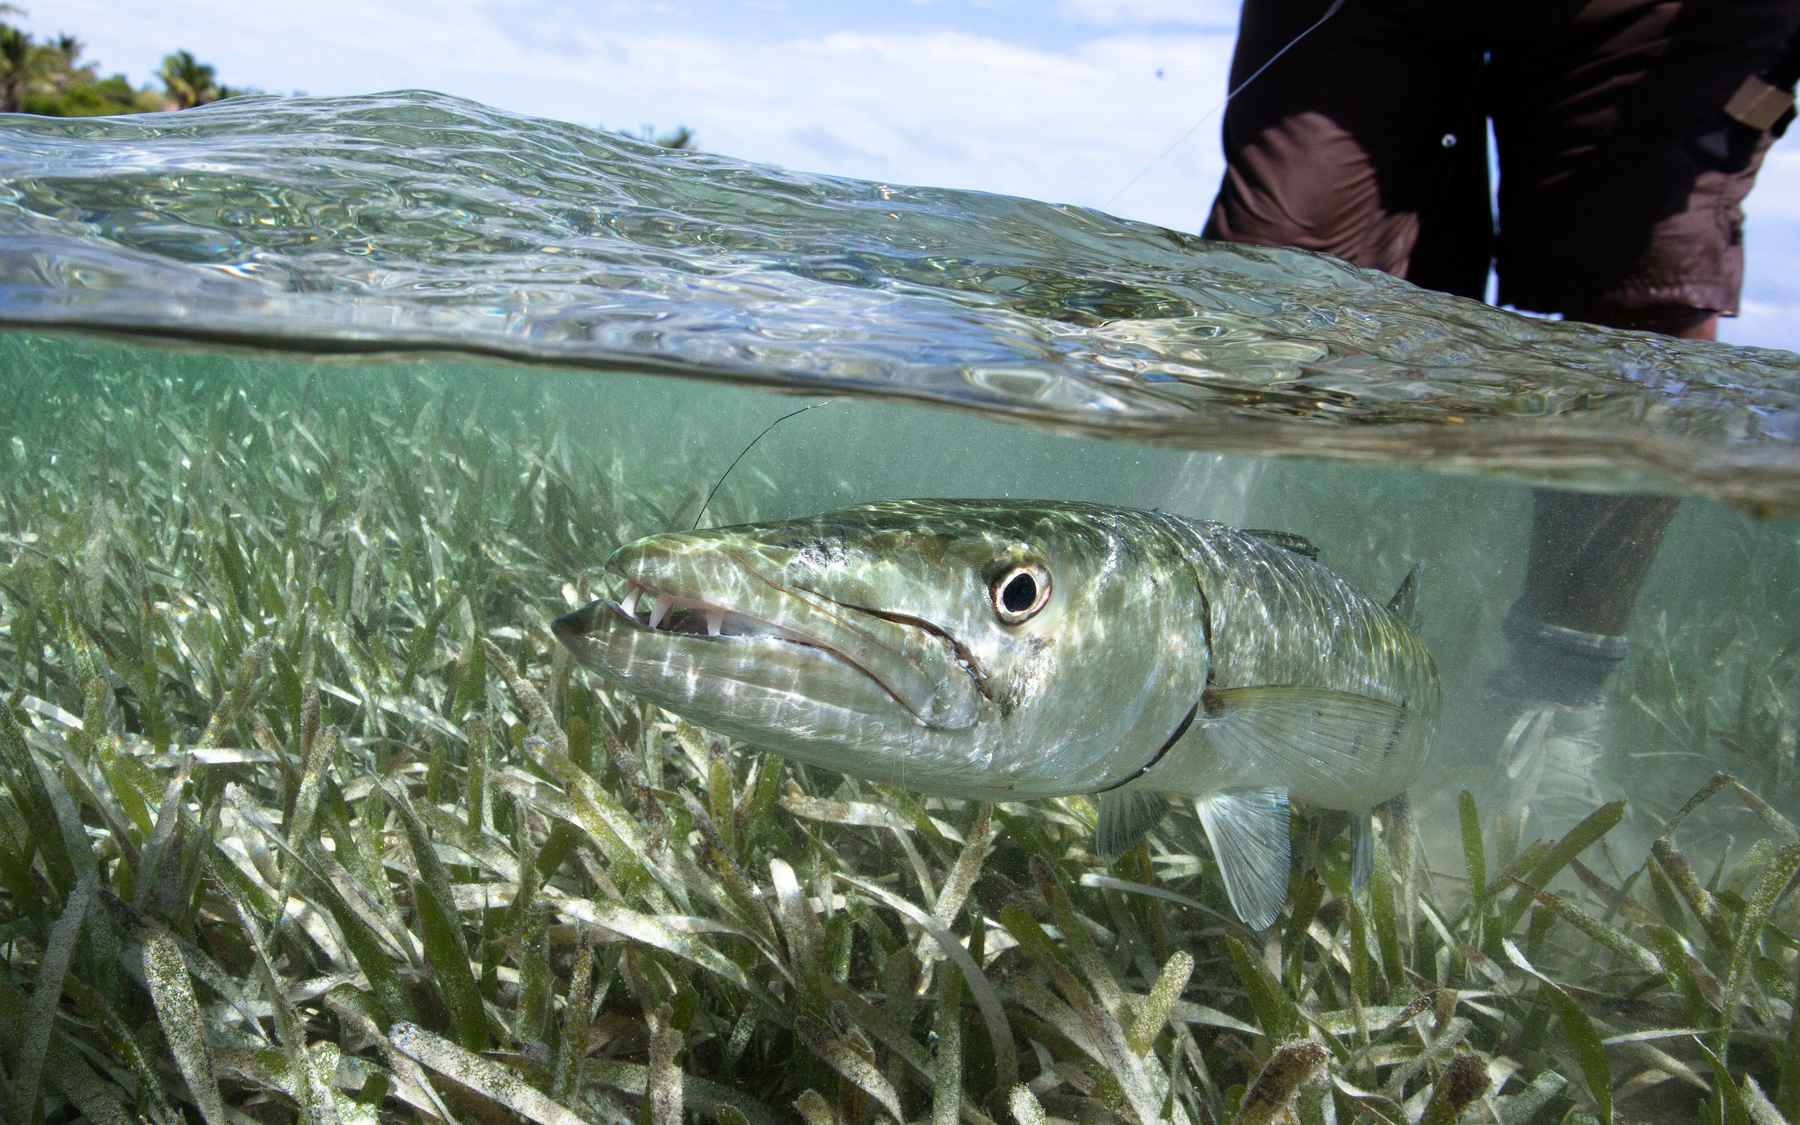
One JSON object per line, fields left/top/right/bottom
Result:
{"left": 692, "top": 399, "right": 839, "bottom": 531}
{"left": 1102, "top": 0, "right": 1350, "bottom": 211}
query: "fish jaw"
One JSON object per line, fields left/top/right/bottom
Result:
{"left": 552, "top": 531, "right": 987, "bottom": 742}
{"left": 553, "top": 501, "right": 1217, "bottom": 799}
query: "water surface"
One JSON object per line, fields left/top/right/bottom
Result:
{"left": 3, "top": 90, "right": 1798, "bottom": 513}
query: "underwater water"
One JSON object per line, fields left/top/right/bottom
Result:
{"left": 2, "top": 90, "right": 1799, "bottom": 1124}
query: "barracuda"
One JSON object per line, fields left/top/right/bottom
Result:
{"left": 553, "top": 498, "right": 1439, "bottom": 929}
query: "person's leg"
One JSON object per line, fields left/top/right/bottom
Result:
{"left": 1487, "top": 0, "right": 1800, "bottom": 835}
{"left": 1203, "top": 0, "right": 1490, "bottom": 298}
{"left": 1491, "top": 1, "right": 1800, "bottom": 320}
{"left": 1515, "top": 311, "right": 1712, "bottom": 660}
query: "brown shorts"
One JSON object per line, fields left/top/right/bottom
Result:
{"left": 1203, "top": 0, "right": 1800, "bottom": 317}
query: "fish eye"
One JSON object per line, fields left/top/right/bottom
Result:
{"left": 990, "top": 563, "right": 1051, "bottom": 624}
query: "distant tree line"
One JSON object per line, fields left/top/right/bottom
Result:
{"left": 0, "top": 7, "right": 241, "bottom": 115}
{"left": 0, "top": 5, "right": 694, "bottom": 147}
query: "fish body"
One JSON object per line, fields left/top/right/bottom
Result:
{"left": 553, "top": 499, "right": 1439, "bottom": 927}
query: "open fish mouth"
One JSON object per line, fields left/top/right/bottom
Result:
{"left": 606, "top": 583, "right": 783, "bottom": 641}
{"left": 551, "top": 541, "right": 985, "bottom": 730}
{"left": 555, "top": 582, "right": 867, "bottom": 670}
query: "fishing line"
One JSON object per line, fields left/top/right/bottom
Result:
{"left": 1102, "top": 0, "right": 1349, "bottom": 212}
{"left": 691, "top": 399, "right": 839, "bottom": 531}
{"left": 691, "top": 6, "right": 1345, "bottom": 526}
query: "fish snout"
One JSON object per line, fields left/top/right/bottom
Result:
{"left": 605, "top": 534, "right": 698, "bottom": 588}
{"left": 553, "top": 600, "right": 605, "bottom": 641}
{"left": 585, "top": 533, "right": 986, "bottom": 730}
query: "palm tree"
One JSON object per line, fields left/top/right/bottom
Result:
{"left": 0, "top": 25, "right": 30, "bottom": 112}
{"left": 47, "top": 34, "right": 88, "bottom": 92}
{"left": 159, "top": 49, "right": 219, "bottom": 109}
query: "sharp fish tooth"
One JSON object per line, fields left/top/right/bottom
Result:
{"left": 618, "top": 588, "right": 640, "bottom": 616}
{"left": 705, "top": 609, "right": 724, "bottom": 636}
{"left": 648, "top": 594, "right": 674, "bottom": 629}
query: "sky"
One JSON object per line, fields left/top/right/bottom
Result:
{"left": 25, "top": 0, "right": 1800, "bottom": 355}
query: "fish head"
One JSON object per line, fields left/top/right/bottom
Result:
{"left": 553, "top": 499, "right": 1211, "bottom": 797}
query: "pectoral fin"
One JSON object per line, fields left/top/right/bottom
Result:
{"left": 1196, "top": 787, "right": 1292, "bottom": 930}
{"left": 1096, "top": 789, "right": 1170, "bottom": 859}
{"left": 1199, "top": 686, "right": 1410, "bottom": 794}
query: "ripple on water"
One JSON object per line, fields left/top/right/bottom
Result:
{"left": 1, "top": 90, "right": 1797, "bottom": 513}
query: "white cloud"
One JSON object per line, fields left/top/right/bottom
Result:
{"left": 1746, "top": 148, "right": 1800, "bottom": 223}
{"left": 29, "top": 3, "right": 1228, "bottom": 229}
{"left": 1059, "top": 0, "right": 1241, "bottom": 27}
{"left": 1724, "top": 215, "right": 1800, "bottom": 351}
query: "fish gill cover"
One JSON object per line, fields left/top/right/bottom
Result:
{"left": 1, "top": 90, "right": 1798, "bottom": 513}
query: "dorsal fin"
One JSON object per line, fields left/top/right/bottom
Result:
{"left": 1387, "top": 562, "right": 1422, "bottom": 626}
{"left": 1242, "top": 529, "right": 1320, "bottom": 560}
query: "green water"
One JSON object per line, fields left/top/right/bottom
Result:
{"left": 4, "top": 89, "right": 1800, "bottom": 1123}
{"left": 6, "top": 329, "right": 1794, "bottom": 835}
